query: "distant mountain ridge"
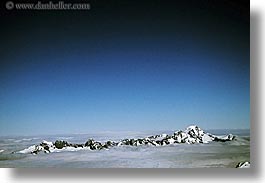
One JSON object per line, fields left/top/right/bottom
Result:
{"left": 17, "top": 125, "right": 236, "bottom": 154}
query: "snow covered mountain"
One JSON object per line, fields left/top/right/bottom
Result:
{"left": 17, "top": 125, "right": 236, "bottom": 154}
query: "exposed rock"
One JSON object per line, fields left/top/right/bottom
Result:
{"left": 85, "top": 139, "right": 95, "bottom": 147}
{"left": 236, "top": 161, "right": 250, "bottom": 168}
{"left": 213, "top": 134, "right": 236, "bottom": 142}
{"left": 71, "top": 144, "right": 84, "bottom": 148}
{"left": 54, "top": 140, "right": 68, "bottom": 149}
{"left": 40, "top": 140, "right": 54, "bottom": 153}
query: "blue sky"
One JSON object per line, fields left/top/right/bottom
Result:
{"left": 0, "top": 0, "right": 249, "bottom": 135}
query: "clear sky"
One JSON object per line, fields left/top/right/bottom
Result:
{"left": 0, "top": 0, "right": 249, "bottom": 135}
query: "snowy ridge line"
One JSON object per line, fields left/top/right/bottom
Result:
{"left": 236, "top": 161, "right": 250, "bottom": 168}
{"left": 16, "top": 125, "right": 236, "bottom": 155}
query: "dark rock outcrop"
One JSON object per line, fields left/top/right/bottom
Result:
{"left": 236, "top": 161, "right": 250, "bottom": 168}
{"left": 54, "top": 140, "right": 69, "bottom": 149}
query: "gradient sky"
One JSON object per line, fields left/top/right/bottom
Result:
{"left": 0, "top": 0, "right": 249, "bottom": 135}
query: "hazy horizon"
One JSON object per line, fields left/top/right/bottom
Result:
{"left": 0, "top": 127, "right": 250, "bottom": 137}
